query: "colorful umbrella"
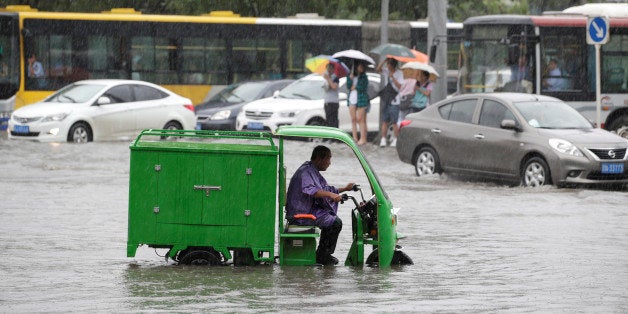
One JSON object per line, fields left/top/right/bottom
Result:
{"left": 386, "top": 49, "right": 429, "bottom": 63}
{"left": 305, "top": 55, "right": 350, "bottom": 78}
{"left": 370, "top": 43, "right": 414, "bottom": 58}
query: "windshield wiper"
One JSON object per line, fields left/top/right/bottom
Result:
{"left": 291, "top": 93, "right": 310, "bottom": 100}
{"left": 61, "top": 94, "right": 77, "bottom": 103}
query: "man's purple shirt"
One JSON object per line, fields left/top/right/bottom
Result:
{"left": 286, "top": 161, "right": 338, "bottom": 227}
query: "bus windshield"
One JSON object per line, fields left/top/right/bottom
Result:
{"left": 0, "top": 14, "right": 19, "bottom": 100}
{"left": 461, "top": 23, "right": 535, "bottom": 94}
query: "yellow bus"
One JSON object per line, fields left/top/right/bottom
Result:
{"left": 0, "top": 5, "right": 462, "bottom": 130}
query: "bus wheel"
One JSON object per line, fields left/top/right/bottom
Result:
{"left": 67, "top": 122, "right": 92, "bottom": 143}
{"left": 608, "top": 116, "right": 628, "bottom": 139}
{"left": 177, "top": 247, "right": 222, "bottom": 266}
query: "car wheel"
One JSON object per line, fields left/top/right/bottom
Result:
{"left": 67, "top": 122, "right": 92, "bottom": 143}
{"left": 163, "top": 121, "right": 183, "bottom": 130}
{"left": 161, "top": 121, "right": 183, "bottom": 140}
{"left": 306, "top": 118, "right": 326, "bottom": 142}
{"left": 414, "top": 147, "right": 441, "bottom": 177}
{"left": 521, "top": 157, "right": 551, "bottom": 187}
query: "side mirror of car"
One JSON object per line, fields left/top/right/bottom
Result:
{"left": 273, "top": 90, "right": 280, "bottom": 98}
{"left": 501, "top": 119, "right": 521, "bottom": 131}
{"left": 96, "top": 96, "right": 112, "bottom": 105}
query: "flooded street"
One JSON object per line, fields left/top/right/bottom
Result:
{"left": 1, "top": 136, "right": 627, "bottom": 312}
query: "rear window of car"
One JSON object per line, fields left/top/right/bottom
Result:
{"left": 439, "top": 99, "right": 476, "bottom": 123}
{"left": 134, "top": 85, "right": 168, "bottom": 101}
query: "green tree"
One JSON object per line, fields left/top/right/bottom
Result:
{"left": 0, "top": 0, "right": 596, "bottom": 21}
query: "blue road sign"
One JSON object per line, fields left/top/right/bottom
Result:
{"left": 587, "top": 17, "right": 609, "bottom": 45}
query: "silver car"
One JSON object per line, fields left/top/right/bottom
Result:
{"left": 396, "top": 93, "right": 628, "bottom": 187}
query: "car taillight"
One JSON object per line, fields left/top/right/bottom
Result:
{"left": 399, "top": 119, "right": 412, "bottom": 129}
{"left": 184, "top": 104, "right": 194, "bottom": 112}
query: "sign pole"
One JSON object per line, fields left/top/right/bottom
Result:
{"left": 596, "top": 43, "right": 601, "bottom": 129}
{"left": 587, "top": 16, "right": 608, "bottom": 129}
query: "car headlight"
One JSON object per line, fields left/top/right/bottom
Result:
{"left": 278, "top": 111, "right": 300, "bottom": 118}
{"left": 549, "top": 138, "right": 584, "bottom": 157}
{"left": 210, "top": 109, "right": 231, "bottom": 120}
{"left": 41, "top": 112, "right": 69, "bottom": 123}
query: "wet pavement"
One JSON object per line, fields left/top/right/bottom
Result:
{"left": 1, "top": 136, "right": 627, "bottom": 312}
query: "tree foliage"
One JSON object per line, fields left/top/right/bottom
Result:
{"left": 0, "top": 0, "right": 596, "bottom": 22}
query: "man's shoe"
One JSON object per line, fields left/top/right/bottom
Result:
{"left": 316, "top": 253, "right": 338, "bottom": 265}
{"left": 390, "top": 137, "right": 397, "bottom": 147}
{"left": 379, "top": 137, "right": 387, "bottom": 147}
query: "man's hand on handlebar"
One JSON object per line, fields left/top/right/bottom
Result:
{"left": 339, "top": 183, "right": 357, "bottom": 193}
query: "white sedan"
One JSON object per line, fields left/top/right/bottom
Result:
{"left": 235, "top": 73, "right": 381, "bottom": 133}
{"left": 8, "top": 79, "right": 196, "bottom": 143}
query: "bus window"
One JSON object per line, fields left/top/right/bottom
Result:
{"left": 602, "top": 34, "right": 628, "bottom": 93}
{"left": 232, "top": 38, "right": 280, "bottom": 82}
{"left": 539, "top": 29, "right": 583, "bottom": 92}
{"left": 203, "top": 39, "right": 227, "bottom": 85}
{"left": 182, "top": 38, "right": 206, "bottom": 84}
{"left": 25, "top": 34, "right": 49, "bottom": 90}
{"left": 131, "top": 36, "right": 154, "bottom": 82}
{"left": 154, "top": 37, "right": 178, "bottom": 84}
{"left": 88, "top": 36, "right": 125, "bottom": 80}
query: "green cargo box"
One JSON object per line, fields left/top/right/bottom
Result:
{"left": 127, "top": 130, "right": 278, "bottom": 263}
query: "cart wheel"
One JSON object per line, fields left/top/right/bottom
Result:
{"left": 365, "top": 249, "right": 413, "bottom": 266}
{"left": 391, "top": 250, "right": 413, "bottom": 265}
{"left": 177, "top": 248, "right": 222, "bottom": 266}
{"left": 233, "top": 248, "right": 258, "bottom": 266}
{"left": 365, "top": 249, "right": 379, "bottom": 266}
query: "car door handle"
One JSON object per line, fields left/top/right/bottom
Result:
{"left": 474, "top": 134, "right": 485, "bottom": 140}
{"left": 430, "top": 128, "right": 441, "bottom": 134}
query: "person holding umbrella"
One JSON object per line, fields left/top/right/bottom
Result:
{"left": 376, "top": 58, "right": 404, "bottom": 147}
{"left": 323, "top": 63, "right": 340, "bottom": 128}
{"left": 347, "top": 61, "right": 370, "bottom": 145}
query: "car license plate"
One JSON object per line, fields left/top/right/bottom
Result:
{"left": 601, "top": 163, "right": 624, "bottom": 174}
{"left": 13, "top": 125, "right": 29, "bottom": 134}
{"left": 195, "top": 123, "right": 201, "bottom": 130}
{"left": 247, "top": 121, "right": 264, "bottom": 130}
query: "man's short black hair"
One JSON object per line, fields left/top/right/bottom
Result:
{"left": 311, "top": 145, "right": 331, "bottom": 161}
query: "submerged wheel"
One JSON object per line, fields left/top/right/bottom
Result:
{"left": 365, "top": 249, "right": 413, "bottom": 266}
{"left": 414, "top": 147, "right": 441, "bottom": 177}
{"left": 233, "top": 248, "right": 258, "bottom": 266}
{"left": 177, "top": 248, "right": 222, "bottom": 266}
{"left": 391, "top": 250, "right": 413, "bottom": 265}
{"left": 67, "top": 121, "right": 92, "bottom": 143}
{"left": 521, "top": 157, "right": 551, "bottom": 187}
{"left": 365, "top": 249, "right": 379, "bottom": 266}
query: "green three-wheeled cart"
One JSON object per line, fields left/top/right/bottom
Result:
{"left": 127, "top": 126, "right": 412, "bottom": 267}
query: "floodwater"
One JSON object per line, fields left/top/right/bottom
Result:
{"left": 1, "top": 136, "right": 627, "bottom": 312}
